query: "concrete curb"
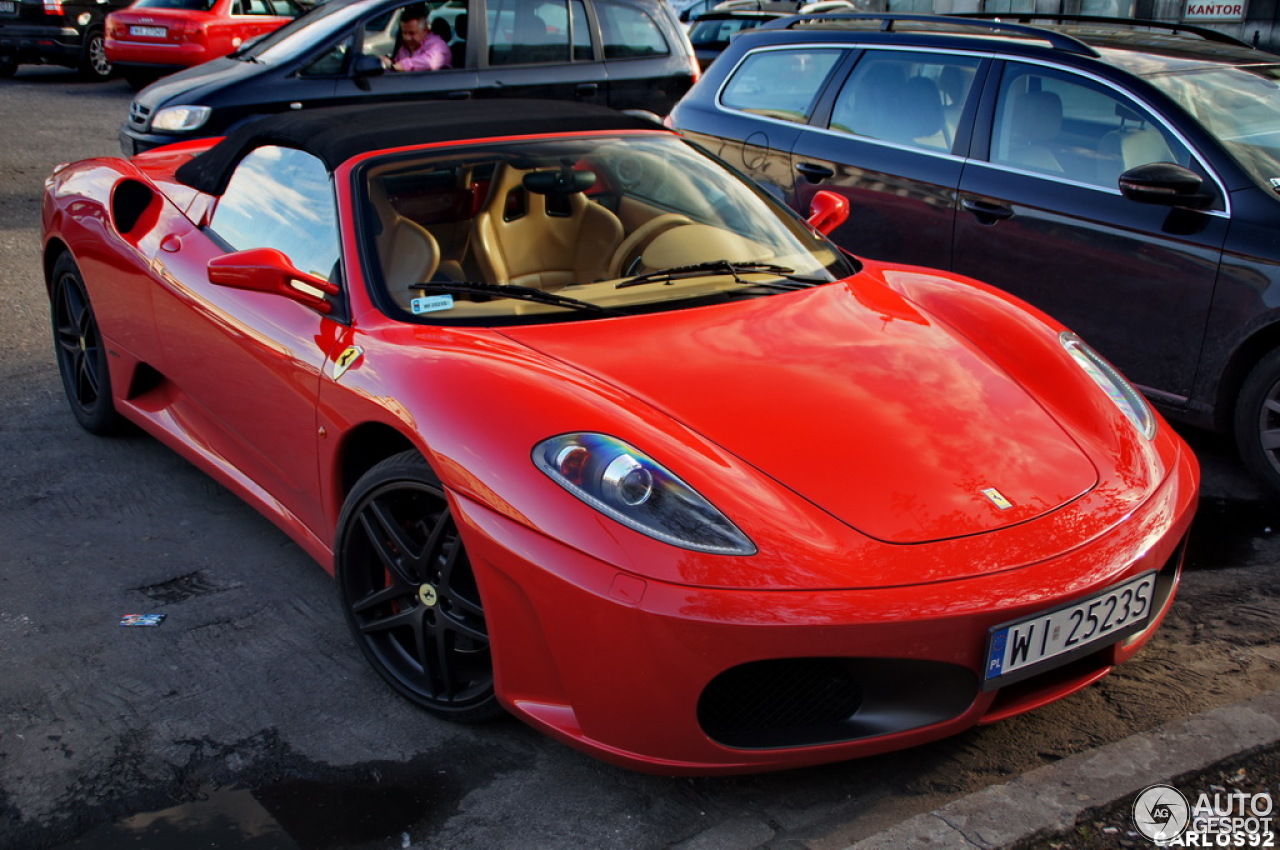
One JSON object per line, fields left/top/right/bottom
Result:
{"left": 845, "top": 688, "right": 1280, "bottom": 849}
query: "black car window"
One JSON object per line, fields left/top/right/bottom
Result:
{"left": 488, "top": 0, "right": 577, "bottom": 65}
{"left": 302, "top": 35, "right": 350, "bottom": 75}
{"left": 989, "top": 63, "right": 1192, "bottom": 189}
{"left": 268, "top": 0, "right": 304, "bottom": 16}
{"left": 720, "top": 49, "right": 843, "bottom": 124}
{"left": 596, "top": 0, "right": 669, "bottom": 59}
{"left": 829, "top": 50, "right": 981, "bottom": 153}
{"left": 209, "top": 146, "right": 341, "bottom": 280}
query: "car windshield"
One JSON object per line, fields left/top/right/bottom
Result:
{"left": 236, "top": 0, "right": 367, "bottom": 62}
{"left": 1145, "top": 62, "right": 1280, "bottom": 191}
{"left": 357, "top": 135, "right": 854, "bottom": 324}
{"left": 133, "top": 0, "right": 216, "bottom": 9}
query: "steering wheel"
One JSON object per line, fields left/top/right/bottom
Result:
{"left": 607, "top": 214, "right": 693, "bottom": 279}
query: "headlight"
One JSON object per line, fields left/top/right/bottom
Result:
{"left": 533, "top": 433, "right": 756, "bottom": 555}
{"left": 1061, "top": 332, "right": 1156, "bottom": 439}
{"left": 150, "top": 105, "right": 211, "bottom": 133}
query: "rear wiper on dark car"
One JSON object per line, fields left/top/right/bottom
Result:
{"left": 616, "top": 260, "right": 827, "bottom": 290}
{"left": 409, "top": 281, "right": 620, "bottom": 315}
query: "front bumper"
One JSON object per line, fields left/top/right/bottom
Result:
{"left": 451, "top": 444, "right": 1197, "bottom": 775}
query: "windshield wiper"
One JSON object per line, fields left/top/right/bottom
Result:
{"left": 409, "top": 281, "right": 620, "bottom": 316}
{"left": 616, "top": 260, "right": 827, "bottom": 290}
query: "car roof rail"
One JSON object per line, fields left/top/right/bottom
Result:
{"left": 762, "top": 12, "right": 1100, "bottom": 57}
{"left": 953, "top": 13, "right": 1255, "bottom": 49}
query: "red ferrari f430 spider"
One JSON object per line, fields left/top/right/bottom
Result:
{"left": 42, "top": 100, "right": 1198, "bottom": 774}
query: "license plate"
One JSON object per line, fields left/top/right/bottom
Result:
{"left": 0, "top": 1, "right": 16, "bottom": 14}
{"left": 130, "top": 25, "right": 167, "bottom": 37}
{"left": 984, "top": 571, "right": 1156, "bottom": 690}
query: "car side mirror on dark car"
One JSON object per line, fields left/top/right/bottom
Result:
{"left": 1118, "top": 162, "right": 1214, "bottom": 209}
{"left": 352, "top": 54, "right": 386, "bottom": 78}
{"left": 208, "top": 248, "right": 339, "bottom": 313}
{"left": 807, "top": 189, "right": 850, "bottom": 235}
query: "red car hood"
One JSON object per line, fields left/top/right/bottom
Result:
{"left": 501, "top": 278, "right": 1098, "bottom": 544}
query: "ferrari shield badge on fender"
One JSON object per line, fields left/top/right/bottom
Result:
{"left": 981, "top": 487, "right": 1014, "bottom": 510}
{"left": 333, "top": 346, "right": 363, "bottom": 380}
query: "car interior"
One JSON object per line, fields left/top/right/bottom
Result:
{"left": 360, "top": 142, "right": 835, "bottom": 319}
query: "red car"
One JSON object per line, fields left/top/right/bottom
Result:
{"left": 42, "top": 100, "right": 1198, "bottom": 774}
{"left": 105, "top": 0, "right": 302, "bottom": 86}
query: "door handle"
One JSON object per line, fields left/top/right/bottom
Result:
{"left": 445, "top": 90, "right": 472, "bottom": 99}
{"left": 574, "top": 83, "right": 599, "bottom": 97}
{"left": 796, "top": 162, "right": 835, "bottom": 183}
{"left": 961, "top": 197, "right": 1014, "bottom": 224}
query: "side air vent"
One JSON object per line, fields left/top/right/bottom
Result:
{"left": 111, "top": 179, "right": 157, "bottom": 237}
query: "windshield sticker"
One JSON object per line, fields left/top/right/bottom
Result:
{"left": 411, "top": 294, "right": 455, "bottom": 314}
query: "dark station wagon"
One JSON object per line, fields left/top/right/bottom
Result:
{"left": 121, "top": 0, "right": 697, "bottom": 153}
{"left": 671, "top": 14, "right": 1280, "bottom": 495}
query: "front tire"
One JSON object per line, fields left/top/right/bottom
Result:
{"left": 336, "top": 451, "right": 501, "bottom": 722}
{"left": 50, "top": 253, "right": 126, "bottom": 435}
{"left": 1234, "top": 348, "right": 1280, "bottom": 497}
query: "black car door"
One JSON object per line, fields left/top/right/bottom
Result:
{"left": 788, "top": 49, "right": 989, "bottom": 271}
{"left": 472, "top": 0, "right": 606, "bottom": 106}
{"left": 329, "top": 3, "right": 480, "bottom": 104}
{"left": 680, "top": 45, "right": 849, "bottom": 205}
{"left": 953, "top": 61, "right": 1228, "bottom": 403}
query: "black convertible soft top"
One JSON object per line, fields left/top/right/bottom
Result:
{"left": 173, "top": 100, "right": 664, "bottom": 196}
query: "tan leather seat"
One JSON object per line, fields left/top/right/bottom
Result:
{"left": 367, "top": 177, "right": 441, "bottom": 312}
{"left": 470, "top": 164, "right": 624, "bottom": 289}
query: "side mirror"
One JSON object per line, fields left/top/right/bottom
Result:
{"left": 208, "top": 247, "right": 339, "bottom": 313}
{"left": 1118, "top": 162, "right": 1213, "bottom": 209}
{"left": 352, "top": 53, "right": 385, "bottom": 78}
{"left": 807, "top": 189, "right": 849, "bottom": 235}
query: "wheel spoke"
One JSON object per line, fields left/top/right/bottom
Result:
{"left": 350, "top": 582, "right": 410, "bottom": 617}
{"left": 358, "top": 496, "right": 425, "bottom": 584}
{"left": 1260, "top": 426, "right": 1280, "bottom": 452}
{"left": 357, "top": 601, "right": 422, "bottom": 636}
{"left": 440, "top": 609, "right": 488, "bottom": 645}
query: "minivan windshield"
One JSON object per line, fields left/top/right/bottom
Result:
{"left": 358, "top": 135, "right": 854, "bottom": 324}
{"left": 236, "top": 0, "right": 368, "bottom": 63}
{"left": 1145, "top": 63, "right": 1280, "bottom": 192}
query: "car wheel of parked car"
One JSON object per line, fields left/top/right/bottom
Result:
{"left": 50, "top": 253, "right": 126, "bottom": 435}
{"left": 1234, "top": 349, "right": 1280, "bottom": 497}
{"left": 0, "top": 56, "right": 17, "bottom": 78}
{"left": 79, "top": 30, "right": 113, "bottom": 80}
{"left": 336, "top": 450, "right": 502, "bottom": 722}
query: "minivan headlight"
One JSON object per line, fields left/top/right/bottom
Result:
{"left": 150, "top": 105, "right": 211, "bottom": 133}
{"left": 534, "top": 433, "right": 756, "bottom": 555}
{"left": 1061, "top": 332, "right": 1156, "bottom": 439}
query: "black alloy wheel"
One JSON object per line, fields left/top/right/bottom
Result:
{"left": 51, "top": 253, "right": 125, "bottom": 435}
{"left": 336, "top": 451, "right": 501, "bottom": 722}
{"left": 80, "top": 30, "right": 113, "bottom": 80}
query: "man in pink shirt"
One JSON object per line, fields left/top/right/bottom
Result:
{"left": 383, "top": 5, "right": 452, "bottom": 72}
